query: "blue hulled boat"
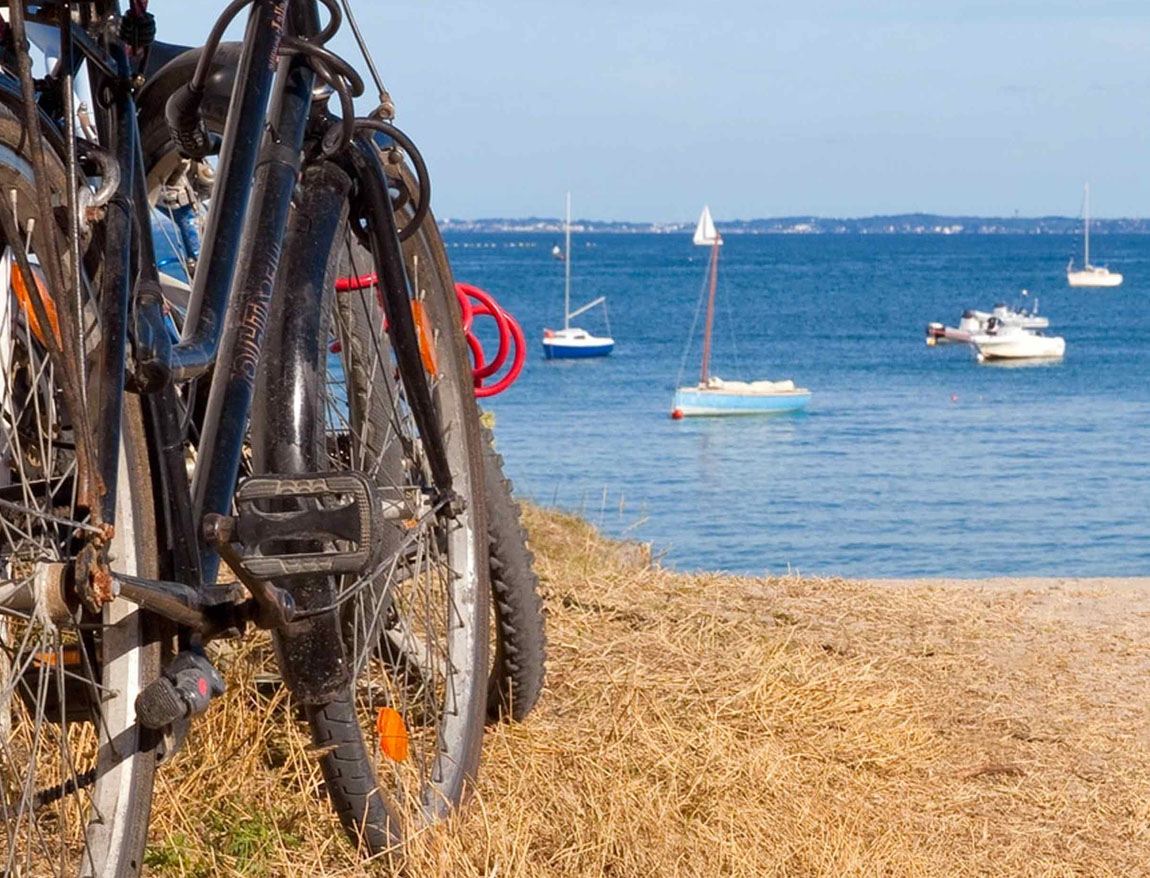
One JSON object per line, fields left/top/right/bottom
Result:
{"left": 543, "top": 327, "right": 614, "bottom": 358}
{"left": 673, "top": 379, "right": 811, "bottom": 416}
{"left": 542, "top": 193, "right": 613, "bottom": 359}
{"left": 671, "top": 206, "right": 810, "bottom": 419}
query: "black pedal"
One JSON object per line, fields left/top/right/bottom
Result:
{"left": 227, "top": 472, "right": 398, "bottom": 579}
{"left": 136, "top": 649, "right": 225, "bottom": 730}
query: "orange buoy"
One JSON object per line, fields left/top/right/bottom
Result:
{"left": 376, "top": 707, "right": 410, "bottom": 763}
{"left": 670, "top": 408, "right": 684, "bottom": 420}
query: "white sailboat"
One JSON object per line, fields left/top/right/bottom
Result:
{"left": 1067, "top": 183, "right": 1123, "bottom": 288}
{"left": 671, "top": 207, "right": 810, "bottom": 417}
{"left": 542, "top": 192, "right": 614, "bottom": 359}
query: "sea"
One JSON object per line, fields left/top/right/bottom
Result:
{"left": 446, "top": 231, "right": 1150, "bottom": 579}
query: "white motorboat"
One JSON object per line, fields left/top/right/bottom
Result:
{"left": 971, "top": 320, "right": 1065, "bottom": 361}
{"left": 989, "top": 299, "right": 1048, "bottom": 331}
{"left": 926, "top": 294, "right": 1048, "bottom": 344}
{"left": 1067, "top": 183, "right": 1123, "bottom": 288}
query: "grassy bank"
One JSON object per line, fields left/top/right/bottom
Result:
{"left": 147, "top": 507, "right": 1150, "bottom": 876}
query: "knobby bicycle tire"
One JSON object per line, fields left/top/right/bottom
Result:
{"left": 390, "top": 170, "right": 546, "bottom": 724}
{"left": 252, "top": 160, "right": 489, "bottom": 854}
{"left": 480, "top": 427, "right": 546, "bottom": 722}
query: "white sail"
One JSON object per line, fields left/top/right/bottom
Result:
{"left": 693, "top": 205, "right": 723, "bottom": 247}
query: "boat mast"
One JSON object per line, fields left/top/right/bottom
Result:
{"left": 700, "top": 238, "right": 719, "bottom": 385}
{"left": 564, "top": 191, "right": 571, "bottom": 330}
{"left": 1083, "top": 182, "right": 1090, "bottom": 268}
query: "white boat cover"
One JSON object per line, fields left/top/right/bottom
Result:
{"left": 703, "top": 376, "right": 796, "bottom": 393}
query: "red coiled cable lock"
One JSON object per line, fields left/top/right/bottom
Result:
{"left": 333, "top": 274, "right": 525, "bottom": 397}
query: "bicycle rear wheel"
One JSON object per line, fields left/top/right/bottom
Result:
{"left": 0, "top": 97, "right": 160, "bottom": 877}
{"left": 253, "top": 162, "right": 488, "bottom": 854}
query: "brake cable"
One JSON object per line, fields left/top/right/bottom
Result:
{"left": 337, "top": 0, "right": 393, "bottom": 116}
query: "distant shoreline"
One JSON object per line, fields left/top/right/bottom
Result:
{"left": 440, "top": 214, "right": 1149, "bottom": 235}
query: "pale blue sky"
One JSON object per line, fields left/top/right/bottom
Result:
{"left": 160, "top": 1, "right": 1150, "bottom": 220}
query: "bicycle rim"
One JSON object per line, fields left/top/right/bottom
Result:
{"left": 0, "top": 97, "right": 158, "bottom": 875}
{"left": 313, "top": 219, "right": 488, "bottom": 841}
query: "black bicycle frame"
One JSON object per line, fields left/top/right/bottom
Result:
{"left": 25, "top": 0, "right": 451, "bottom": 629}
{"left": 36, "top": 0, "right": 321, "bottom": 591}
{"left": 188, "top": 1, "right": 320, "bottom": 585}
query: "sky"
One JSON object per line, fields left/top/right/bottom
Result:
{"left": 159, "top": 1, "right": 1150, "bottom": 221}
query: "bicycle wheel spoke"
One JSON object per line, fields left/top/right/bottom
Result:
{"left": 0, "top": 121, "right": 153, "bottom": 871}
{"left": 303, "top": 217, "right": 487, "bottom": 841}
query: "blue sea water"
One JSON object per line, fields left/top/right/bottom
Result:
{"left": 447, "top": 231, "right": 1150, "bottom": 578}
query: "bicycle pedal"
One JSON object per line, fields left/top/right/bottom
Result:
{"left": 221, "top": 472, "right": 402, "bottom": 579}
{"left": 135, "top": 650, "right": 225, "bottom": 730}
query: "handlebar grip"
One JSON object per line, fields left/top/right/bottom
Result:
{"left": 165, "top": 84, "right": 213, "bottom": 160}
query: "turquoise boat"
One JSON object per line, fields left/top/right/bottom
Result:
{"left": 673, "top": 379, "right": 811, "bottom": 416}
{"left": 671, "top": 207, "right": 810, "bottom": 419}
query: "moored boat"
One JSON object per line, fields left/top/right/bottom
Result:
{"left": 674, "top": 378, "right": 812, "bottom": 416}
{"left": 926, "top": 295, "right": 1048, "bottom": 345}
{"left": 1067, "top": 263, "right": 1122, "bottom": 288}
{"left": 971, "top": 321, "right": 1065, "bottom": 361}
{"left": 542, "top": 327, "right": 613, "bottom": 358}
{"left": 671, "top": 206, "right": 810, "bottom": 418}
{"left": 1066, "top": 183, "right": 1123, "bottom": 288}
{"left": 542, "top": 193, "right": 613, "bottom": 359}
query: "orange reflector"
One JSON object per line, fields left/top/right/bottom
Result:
{"left": 376, "top": 707, "right": 410, "bottom": 762}
{"left": 32, "top": 646, "right": 82, "bottom": 668}
{"left": 11, "top": 263, "right": 60, "bottom": 347}
{"left": 411, "top": 300, "right": 438, "bottom": 376}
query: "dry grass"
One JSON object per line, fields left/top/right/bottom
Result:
{"left": 146, "top": 506, "right": 1150, "bottom": 876}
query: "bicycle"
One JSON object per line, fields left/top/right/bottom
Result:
{"left": 139, "top": 80, "right": 547, "bottom": 726}
{"left": 0, "top": 0, "right": 534, "bottom": 871}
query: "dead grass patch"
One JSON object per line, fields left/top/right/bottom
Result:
{"left": 146, "top": 506, "right": 1150, "bottom": 876}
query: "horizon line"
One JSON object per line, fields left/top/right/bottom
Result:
{"left": 439, "top": 212, "right": 1138, "bottom": 224}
